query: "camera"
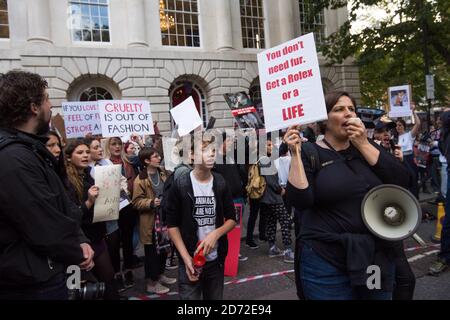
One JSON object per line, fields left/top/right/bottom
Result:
{"left": 68, "top": 281, "right": 106, "bottom": 300}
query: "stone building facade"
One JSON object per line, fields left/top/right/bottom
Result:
{"left": 0, "top": 0, "right": 360, "bottom": 134}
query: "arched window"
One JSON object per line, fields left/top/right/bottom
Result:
{"left": 79, "top": 87, "right": 113, "bottom": 101}
{"left": 170, "top": 80, "right": 207, "bottom": 128}
{"left": 249, "top": 79, "right": 264, "bottom": 122}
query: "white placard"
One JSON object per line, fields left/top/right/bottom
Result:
{"left": 388, "top": 85, "right": 412, "bottom": 118}
{"left": 62, "top": 102, "right": 102, "bottom": 138}
{"left": 162, "top": 137, "right": 181, "bottom": 172}
{"left": 94, "top": 164, "right": 121, "bottom": 223}
{"left": 257, "top": 33, "right": 328, "bottom": 132}
{"left": 98, "top": 100, "right": 154, "bottom": 138}
{"left": 170, "top": 96, "right": 202, "bottom": 137}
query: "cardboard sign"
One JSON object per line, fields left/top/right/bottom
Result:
{"left": 224, "top": 202, "right": 243, "bottom": 277}
{"left": 62, "top": 102, "right": 102, "bottom": 139}
{"left": 257, "top": 33, "right": 327, "bottom": 132}
{"left": 388, "top": 85, "right": 412, "bottom": 118}
{"left": 93, "top": 164, "right": 122, "bottom": 223}
{"left": 170, "top": 96, "right": 202, "bottom": 137}
{"left": 98, "top": 100, "right": 154, "bottom": 138}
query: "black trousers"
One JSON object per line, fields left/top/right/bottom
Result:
{"left": 246, "top": 198, "right": 267, "bottom": 241}
{"left": 119, "top": 206, "right": 138, "bottom": 270}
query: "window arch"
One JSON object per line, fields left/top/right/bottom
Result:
{"left": 67, "top": 76, "right": 121, "bottom": 102}
{"left": 170, "top": 80, "right": 207, "bottom": 128}
{"left": 80, "top": 86, "right": 113, "bottom": 101}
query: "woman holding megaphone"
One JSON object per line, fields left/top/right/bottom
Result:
{"left": 285, "top": 91, "right": 410, "bottom": 300}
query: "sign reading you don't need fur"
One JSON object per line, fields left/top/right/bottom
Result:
{"left": 257, "top": 33, "right": 327, "bottom": 132}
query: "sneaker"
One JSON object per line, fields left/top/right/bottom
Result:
{"left": 283, "top": 248, "right": 295, "bottom": 263}
{"left": 124, "top": 270, "right": 135, "bottom": 288}
{"left": 146, "top": 281, "right": 170, "bottom": 295}
{"left": 239, "top": 254, "right": 248, "bottom": 262}
{"left": 165, "top": 257, "right": 178, "bottom": 270}
{"left": 159, "top": 274, "right": 177, "bottom": 285}
{"left": 429, "top": 258, "right": 448, "bottom": 276}
{"left": 245, "top": 240, "right": 259, "bottom": 249}
{"left": 114, "top": 274, "right": 127, "bottom": 293}
{"left": 268, "top": 245, "right": 283, "bottom": 258}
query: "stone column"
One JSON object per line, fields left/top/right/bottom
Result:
{"left": 278, "top": 0, "right": 295, "bottom": 43}
{"left": 127, "top": 0, "right": 148, "bottom": 47}
{"left": 27, "top": 0, "right": 53, "bottom": 43}
{"left": 216, "top": 0, "right": 234, "bottom": 51}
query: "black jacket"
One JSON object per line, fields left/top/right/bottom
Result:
{"left": 65, "top": 169, "right": 107, "bottom": 244}
{"left": 0, "top": 128, "right": 85, "bottom": 289}
{"left": 165, "top": 171, "right": 236, "bottom": 264}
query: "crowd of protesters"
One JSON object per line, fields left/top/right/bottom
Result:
{"left": 1, "top": 70, "right": 449, "bottom": 301}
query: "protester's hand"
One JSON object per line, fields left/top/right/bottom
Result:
{"left": 79, "top": 243, "right": 95, "bottom": 271}
{"left": 153, "top": 198, "right": 161, "bottom": 207}
{"left": 394, "top": 147, "right": 403, "bottom": 162}
{"left": 195, "top": 231, "right": 219, "bottom": 256}
{"left": 183, "top": 257, "right": 199, "bottom": 282}
{"left": 284, "top": 126, "right": 302, "bottom": 154}
{"left": 345, "top": 118, "right": 368, "bottom": 147}
{"left": 281, "top": 187, "right": 286, "bottom": 197}
{"left": 86, "top": 186, "right": 99, "bottom": 207}
{"left": 84, "top": 132, "right": 93, "bottom": 139}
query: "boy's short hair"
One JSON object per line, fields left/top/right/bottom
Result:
{"left": 190, "top": 134, "right": 216, "bottom": 152}
{"left": 139, "top": 147, "right": 159, "bottom": 166}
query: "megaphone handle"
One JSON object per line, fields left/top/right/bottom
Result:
{"left": 412, "top": 233, "right": 426, "bottom": 247}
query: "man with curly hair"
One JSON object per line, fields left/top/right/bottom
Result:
{"left": 0, "top": 71, "right": 94, "bottom": 300}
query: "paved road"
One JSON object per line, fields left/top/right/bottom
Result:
{"left": 125, "top": 194, "right": 450, "bottom": 300}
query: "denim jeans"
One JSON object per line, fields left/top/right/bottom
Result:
{"left": 440, "top": 169, "right": 450, "bottom": 263}
{"left": 441, "top": 162, "right": 447, "bottom": 198}
{"left": 299, "top": 244, "right": 392, "bottom": 300}
{"left": 178, "top": 260, "right": 224, "bottom": 300}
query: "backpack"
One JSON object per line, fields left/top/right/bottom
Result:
{"left": 160, "top": 164, "right": 192, "bottom": 224}
{"left": 246, "top": 161, "right": 266, "bottom": 199}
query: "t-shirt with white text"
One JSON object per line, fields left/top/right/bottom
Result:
{"left": 190, "top": 172, "right": 217, "bottom": 262}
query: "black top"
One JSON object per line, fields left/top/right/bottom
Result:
{"left": 0, "top": 128, "right": 85, "bottom": 288}
{"left": 66, "top": 168, "right": 106, "bottom": 244}
{"left": 287, "top": 141, "right": 410, "bottom": 288}
{"left": 213, "top": 156, "right": 247, "bottom": 199}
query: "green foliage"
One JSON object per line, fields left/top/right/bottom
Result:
{"left": 308, "top": 0, "right": 449, "bottom": 107}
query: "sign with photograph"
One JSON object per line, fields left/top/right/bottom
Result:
{"left": 223, "top": 92, "right": 265, "bottom": 130}
{"left": 388, "top": 85, "right": 412, "bottom": 118}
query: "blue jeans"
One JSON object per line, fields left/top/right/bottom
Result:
{"left": 440, "top": 169, "right": 450, "bottom": 263}
{"left": 178, "top": 260, "right": 224, "bottom": 300}
{"left": 300, "top": 244, "right": 392, "bottom": 300}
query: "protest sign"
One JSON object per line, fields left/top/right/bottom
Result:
{"left": 62, "top": 102, "right": 101, "bottom": 138}
{"left": 388, "top": 85, "right": 412, "bottom": 118}
{"left": 223, "top": 92, "right": 265, "bottom": 130}
{"left": 257, "top": 33, "right": 327, "bottom": 132}
{"left": 94, "top": 164, "right": 121, "bottom": 223}
{"left": 162, "top": 136, "right": 180, "bottom": 172}
{"left": 170, "top": 96, "right": 202, "bottom": 137}
{"left": 98, "top": 100, "right": 154, "bottom": 137}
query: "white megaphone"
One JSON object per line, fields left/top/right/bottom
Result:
{"left": 361, "top": 184, "right": 425, "bottom": 244}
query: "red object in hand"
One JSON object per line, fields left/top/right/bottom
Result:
{"left": 193, "top": 243, "right": 206, "bottom": 276}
